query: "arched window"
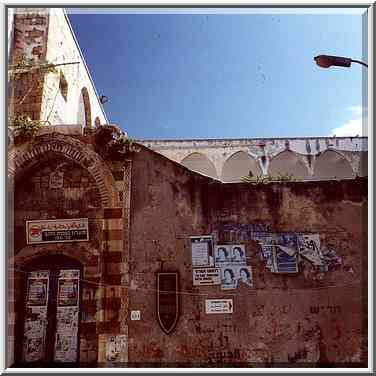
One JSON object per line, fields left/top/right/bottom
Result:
{"left": 268, "top": 150, "right": 310, "bottom": 180}
{"left": 221, "top": 151, "right": 261, "bottom": 182}
{"left": 181, "top": 153, "right": 218, "bottom": 179}
{"left": 77, "top": 87, "right": 91, "bottom": 127}
{"left": 313, "top": 150, "right": 355, "bottom": 180}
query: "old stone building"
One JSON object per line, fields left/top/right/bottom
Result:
{"left": 7, "top": 7, "right": 368, "bottom": 369}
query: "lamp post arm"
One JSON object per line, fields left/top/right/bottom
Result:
{"left": 350, "top": 59, "right": 368, "bottom": 68}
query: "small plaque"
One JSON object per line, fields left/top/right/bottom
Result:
{"left": 205, "top": 299, "right": 233, "bottom": 314}
{"left": 131, "top": 310, "right": 140, "bottom": 320}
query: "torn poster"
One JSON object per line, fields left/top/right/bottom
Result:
{"left": 106, "top": 335, "right": 128, "bottom": 363}
{"left": 297, "top": 234, "right": 323, "bottom": 266}
{"left": 22, "top": 306, "right": 48, "bottom": 362}
{"left": 273, "top": 245, "right": 299, "bottom": 273}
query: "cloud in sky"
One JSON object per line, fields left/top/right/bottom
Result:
{"left": 330, "top": 106, "right": 367, "bottom": 137}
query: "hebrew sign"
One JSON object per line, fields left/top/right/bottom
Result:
{"left": 26, "top": 218, "right": 89, "bottom": 244}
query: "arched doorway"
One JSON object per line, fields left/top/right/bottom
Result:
{"left": 15, "top": 254, "right": 82, "bottom": 366}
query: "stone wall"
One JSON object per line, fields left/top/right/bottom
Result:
{"left": 127, "top": 145, "right": 367, "bottom": 366}
{"left": 8, "top": 8, "right": 107, "bottom": 128}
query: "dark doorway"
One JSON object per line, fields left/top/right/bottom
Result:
{"left": 15, "top": 254, "right": 82, "bottom": 367}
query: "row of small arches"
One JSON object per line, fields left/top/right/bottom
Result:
{"left": 180, "top": 150, "right": 367, "bottom": 182}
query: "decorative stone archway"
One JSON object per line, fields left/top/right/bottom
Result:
{"left": 8, "top": 133, "right": 119, "bottom": 207}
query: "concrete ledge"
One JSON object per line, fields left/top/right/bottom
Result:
{"left": 37, "top": 124, "right": 84, "bottom": 136}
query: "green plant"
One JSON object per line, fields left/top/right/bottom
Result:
{"left": 12, "top": 114, "right": 42, "bottom": 137}
{"left": 241, "top": 172, "right": 298, "bottom": 185}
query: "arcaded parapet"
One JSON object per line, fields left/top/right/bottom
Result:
{"left": 140, "top": 137, "right": 368, "bottom": 181}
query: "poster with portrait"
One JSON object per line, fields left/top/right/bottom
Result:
{"left": 235, "top": 265, "right": 253, "bottom": 287}
{"left": 214, "top": 245, "right": 231, "bottom": 266}
{"left": 220, "top": 264, "right": 238, "bottom": 290}
{"left": 230, "top": 245, "right": 246, "bottom": 265}
{"left": 190, "top": 236, "right": 214, "bottom": 267}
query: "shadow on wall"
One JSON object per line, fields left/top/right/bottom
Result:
{"left": 221, "top": 151, "right": 261, "bottom": 183}
{"left": 181, "top": 152, "right": 218, "bottom": 179}
{"left": 313, "top": 150, "right": 355, "bottom": 180}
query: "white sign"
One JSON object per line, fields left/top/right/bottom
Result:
{"left": 26, "top": 218, "right": 89, "bottom": 244}
{"left": 193, "top": 268, "right": 221, "bottom": 286}
{"left": 190, "top": 236, "right": 214, "bottom": 267}
{"left": 131, "top": 310, "right": 140, "bottom": 320}
{"left": 205, "top": 299, "right": 233, "bottom": 314}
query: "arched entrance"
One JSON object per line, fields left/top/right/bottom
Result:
{"left": 15, "top": 254, "right": 83, "bottom": 366}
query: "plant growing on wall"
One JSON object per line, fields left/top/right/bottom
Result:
{"left": 241, "top": 172, "right": 298, "bottom": 185}
{"left": 8, "top": 55, "right": 79, "bottom": 144}
{"left": 94, "top": 125, "right": 140, "bottom": 160}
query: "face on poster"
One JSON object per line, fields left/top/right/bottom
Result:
{"left": 221, "top": 265, "right": 238, "bottom": 290}
{"left": 231, "top": 245, "right": 246, "bottom": 265}
{"left": 236, "top": 266, "right": 253, "bottom": 287}
{"left": 215, "top": 245, "right": 231, "bottom": 265}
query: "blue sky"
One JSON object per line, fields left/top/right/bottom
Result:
{"left": 67, "top": 8, "right": 367, "bottom": 140}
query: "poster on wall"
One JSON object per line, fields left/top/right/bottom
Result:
{"left": 54, "top": 269, "right": 80, "bottom": 363}
{"left": 26, "top": 277, "right": 49, "bottom": 306}
{"left": 26, "top": 218, "right": 89, "bottom": 244}
{"left": 22, "top": 306, "right": 48, "bottom": 362}
{"left": 235, "top": 265, "right": 253, "bottom": 287}
{"left": 220, "top": 264, "right": 238, "bottom": 290}
{"left": 106, "top": 335, "right": 128, "bottom": 363}
{"left": 273, "top": 245, "right": 299, "bottom": 273}
{"left": 58, "top": 279, "right": 79, "bottom": 306}
{"left": 230, "top": 245, "right": 246, "bottom": 265}
{"left": 297, "top": 234, "right": 323, "bottom": 265}
{"left": 192, "top": 268, "right": 221, "bottom": 286}
{"left": 214, "top": 245, "right": 231, "bottom": 265}
{"left": 190, "top": 236, "right": 213, "bottom": 267}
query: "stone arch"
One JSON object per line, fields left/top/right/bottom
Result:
{"left": 8, "top": 133, "right": 119, "bottom": 207}
{"left": 221, "top": 151, "right": 261, "bottom": 182}
{"left": 181, "top": 152, "right": 218, "bottom": 179}
{"left": 78, "top": 87, "right": 92, "bottom": 127}
{"left": 11, "top": 243, "right": 98, "bottom": 271}
{"left": 268, "top": 150, "right": 310, "bottom": 180}
{"left": 313, "top": 150, "right": 355, "bottom": 180}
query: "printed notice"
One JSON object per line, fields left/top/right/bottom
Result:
{"left": 190, "top": 236, "right": 214, "bottom": 267}
{"left": 205, "top": 299, "right": 233, "bottom": 314}
{"left": 193, "top": 268, "right": 221, "bottom": 286}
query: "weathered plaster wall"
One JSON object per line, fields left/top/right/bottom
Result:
{"left": 139, "top": 137, "right": 368, "bottom": 182}
{"left": 9, "top": 8, "right": 107, "bottom": 128}
{"left": 42, "top": 8, "right": 107, "bottom": 127}
{"left": 128, "top": 145, "right": 367, "bottom": 366}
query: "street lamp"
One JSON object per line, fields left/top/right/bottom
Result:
{"left": 314, "top": 54, "right": 368, "bottom": 68}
